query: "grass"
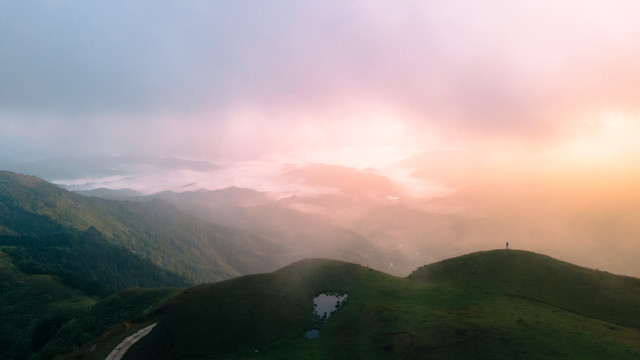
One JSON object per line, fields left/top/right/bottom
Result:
{"left": 36, "top": 287, "right": 180, "bottom": 360}
{"left": 91, "top": 251, "right": 640, "bottom": 359}
{"left": 0, "top": 255, "right": 98, "bottom": 359}
{"left": 409, "top": 250, "right": 640, "bottom": 326}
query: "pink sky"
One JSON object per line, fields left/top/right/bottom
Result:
{"left": 2, "top": 1, "right": 640, "bottom": 275}
{"left": 1, "top": 1, "right": 639, "bottom": 164}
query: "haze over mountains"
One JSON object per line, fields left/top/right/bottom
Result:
{"left": 3, "top": 0, "right": 640, "bottom": 278}
{"left": 3, "top": 1, "right": 640, "bottom": 358}
{"left": 4, "top": 172, "right": 640, "bottom": 360}
{"left": 2, "top": 156, "right": 640, "bottom": 358}
{"left": 4, "top": 151, "right": 640, "bottom": 359}
{"left": 3, "top": 149, "right": 639, "bottom": 279}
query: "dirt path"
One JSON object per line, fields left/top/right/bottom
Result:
{"left": 105, "top": 323, "right": 157, "bottom": 360}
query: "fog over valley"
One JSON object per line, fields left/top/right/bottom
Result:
{"left": 4, "top": 2, "right": 640, "bottom": 358}
{"left": 4, "top": 147, "right": 639, "bottom": 278}
{"left": 3, "top": 1, "right": 640, "bottom": 276}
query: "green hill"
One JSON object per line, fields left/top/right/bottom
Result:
{"left": 0, "top": 250, "right": 96, "bottom": 358}
{"left": 0, "top": 171, "right": 281, "bottom": 284}
{"left": 408, "top": 250, "right": 640, "bottom": 327}
{"left": 79, "top": 251, "right": 640, "bottom": 359}
{"left": 5, "top": 171, "right": 640, "bottom": 359}
{"left": 0, "top": 171, "right": 282, "bottom": 359}
{"left": 34, "top": 287, "right": 180, "bottom": 360}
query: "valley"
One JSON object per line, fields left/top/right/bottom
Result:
{"left": 2, "top": 170, "right": 640, "bottom": 359}
{"left": 4, "top": 2, "right": 640, "bottom": 358}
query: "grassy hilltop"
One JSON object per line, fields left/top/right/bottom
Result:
{"left": 71, "top": 250, "right": 640, "bottom": 359}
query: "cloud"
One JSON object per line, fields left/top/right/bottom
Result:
{"left": 2, "top": 1, "right": 640, "bottom": 160}
{"left": 5, "top": 0, "right": 640, "bottom": 279}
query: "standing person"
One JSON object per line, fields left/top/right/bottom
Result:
{"left": 506, "top": 242, "right": 509, "bottom": 250}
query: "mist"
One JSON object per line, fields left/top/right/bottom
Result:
{"left": 2, "top": 1, "right": 640, "bottom": 276}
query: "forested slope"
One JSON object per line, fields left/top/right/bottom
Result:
{"left": 0, "top": 171, "right": 282, "bottom": 359}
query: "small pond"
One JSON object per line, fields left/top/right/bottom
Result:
{"left": 304, "top": 329, "right": 320, "bottom": 339}
{"left": 313, "top": 293, "right": 349, "bottom": 319}
{"left": 305, "top": 292, "right": 349, "bottom": 340}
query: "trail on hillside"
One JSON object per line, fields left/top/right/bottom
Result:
{"left": 105, "top": 323, "right": 157, "bottom": 360}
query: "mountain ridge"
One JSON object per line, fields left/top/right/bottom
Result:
{"left": 4, "top": 170, "right": 640, "bottom": 358}
{"left": 0, "top": 170, "right": 281, "bottom": 284}
{"left": 409, "top": 249, "right": 640, "bottom": 328}
{"left": 75, "top": 250, "right": 640, "bottom": 359}
{"left": 0, "top": 170, "right": 282, "bottom": 358}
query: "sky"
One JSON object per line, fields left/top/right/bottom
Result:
{"left": 2, "top": 1, "right": 640, "bottom": 275}
{"left": 2, "top": 0, "right": 640, "bottom": 166}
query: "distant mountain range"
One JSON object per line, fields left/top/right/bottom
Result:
{"left": 0, "top": 171, "right": 279, "bottom": 358}
{"left": 3, "top": 168, "right": 640, "bottom": 358}
{"left": 0, "top": 171, "right": 280, "bottom": 284}
{"left": 0, "top": 171, "right": 409, "bottom": 358}
{"left": 0, "top": 155, "right": 221, "bottom": 181}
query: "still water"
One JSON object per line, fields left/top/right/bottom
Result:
{"left": 305, "top": 293, "right": 349, "bottom": 339}
{"left": 313, "top": 293, "right": 349, "bottom": 319}
{"left": 304, "top": 329, "right": 320, "bottom": 339}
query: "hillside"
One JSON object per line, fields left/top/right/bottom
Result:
{"left": 178, "top": 201, "right": 389, "bottom": 270}
{"left": 34, "top": 287, "right": 180, "bottom": 360}
{"left": 408, "top": 250, "right": 640, "bottom": 327}
{"left": 0, "top": 250, "right": 97, "bottom": 358}
{"left": 75, "top": 251, "right": 640, "bottom": 359}
{"left": 0, "top": 171, "right": 283, "bottom": 359}
{"left": 5, "top": 170, "right": 640, "bottom": 359}
{"left": 0, "top": 171, "right": 281, "bottom": 284}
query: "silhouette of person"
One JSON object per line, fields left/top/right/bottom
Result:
{"left": 506, "top": 242, "right": 509, "bottom": 250}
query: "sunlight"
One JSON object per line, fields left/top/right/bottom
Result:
{"left": 267, "top": 105, "right": 435, "bottom": 169}
{"left": 346, "top": 113, "right": 409, "bottom": 148}
{"left": 557, "top": 111, "right": 640, "bottom": 165}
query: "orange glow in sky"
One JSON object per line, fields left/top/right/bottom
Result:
{"left": 3, "top": 1, "right": 640, "bottom": 275}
